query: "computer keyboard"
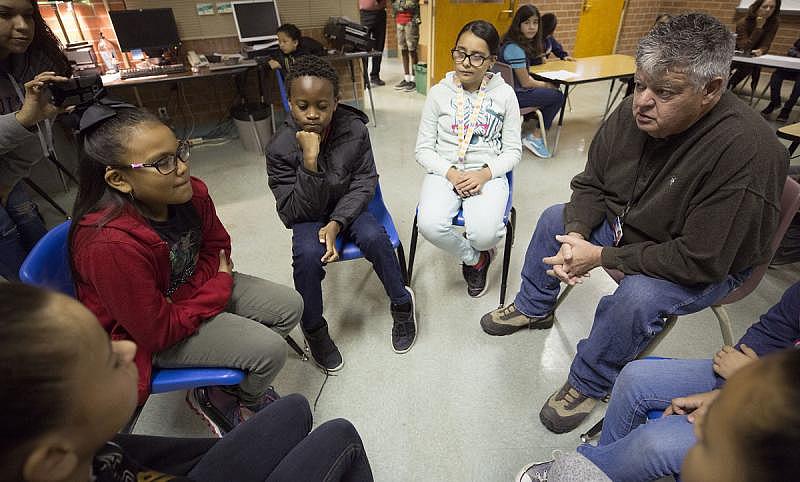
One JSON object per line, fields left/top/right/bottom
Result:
{"left": 120, "top": 64, "right": 188, "bottom": 80}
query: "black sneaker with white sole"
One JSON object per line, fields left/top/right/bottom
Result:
{"left": 462, "top": 250, "right": 493, "bottom": 297}
{"left": 403, "top": 81, "right": 417, "bottom": 92}
{"left": 390, "top": 287, "right": 417, "bottom": 353}
{"left": 303, "top": 323, "right": 344, "bottom": 372}
{"left": 394, "top": 79, "right": 410, "bottom": 90}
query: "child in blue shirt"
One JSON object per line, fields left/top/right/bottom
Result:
{"left": 499, "top": 5, "right": 564, "bottom": 158}
{"left": 541, "top": 13, "right": 574, "bottom": 61}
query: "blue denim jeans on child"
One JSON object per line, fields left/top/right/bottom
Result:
{"left": 291, "top": 211, "right": 410, "bottom": 333}
{"left": 0, "top": 182, "right": 47, "bottom": 281}
{"left": 513, "top": 203, "right": 748, "bottom": 398}
{"left": 577, "top": 358, "right": 721, "bottom": 481}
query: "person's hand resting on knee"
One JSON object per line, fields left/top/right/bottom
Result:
{"left": 543, "top": 233, "right": 602, "bottom": 285}
{"left": 713, "top": 344, "right": 759, "bottom": 379}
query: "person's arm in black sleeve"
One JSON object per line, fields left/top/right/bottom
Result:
{"left": 328, "top": 125, "right": 378, "bottom": 230}
{"left": 266, "top": 133, "right": 332, "bottom": 228}
{"left": 738, "top": 282, "right": 800, "bottom": 356}
{"left": 563, "top": 112, "right": 613, "bottom": 239}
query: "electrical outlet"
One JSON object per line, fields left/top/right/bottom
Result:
{"left": 157, "top": 106, "right": 168, "bottom": 120}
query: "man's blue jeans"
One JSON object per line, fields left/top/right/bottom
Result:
{"left": 0, "top": 182, "right": 47, "bottom": 281}
{"left": 292, "top": 211, "right": 410, "bottom": 333}
{"left": 513, "top": 204, "right": 747, "bottom": 398}
{"left": 577, "top": 358, "right": 720, "bottom": 481}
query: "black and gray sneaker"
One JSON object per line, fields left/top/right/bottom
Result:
{"left": 462, "top": 249, "right": 493, "bottom": 297}
{"left": 304, "top": 323, "right": 344, "bottom": 372}
{"left": 394, "top": 79, "right": 410, "bottom": 90}
{"left": 516, "top": 457, "right": 556, "bottom": 482}
{"left": 390, "top": 286, "right": 417, "bottom": 353}
{"left": 403, "top": 81, "right": 417, "bottom": 92}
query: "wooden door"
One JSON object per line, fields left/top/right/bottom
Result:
{"left": 572, "top": 0, "right": 626, "bottom": 58}
{"left": 429, "top": 0, "right": 516, "bottom": 86}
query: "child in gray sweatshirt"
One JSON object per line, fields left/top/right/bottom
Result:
{"left": 414, "top": 20, "right": 521, "bottom": 298}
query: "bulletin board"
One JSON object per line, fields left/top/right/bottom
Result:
{"left": 123, "top": 0, "right": 359, "bottom": 40}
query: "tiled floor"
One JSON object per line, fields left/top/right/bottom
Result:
{"left": 40, "top": 58, "right": 800, "bottom": 481}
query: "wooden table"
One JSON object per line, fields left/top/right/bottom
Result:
{"left": 777, "top": 121, "right": 800, "bottom": 155}
{"left": 530, "top": 54, "right": 636, "bottom": 154}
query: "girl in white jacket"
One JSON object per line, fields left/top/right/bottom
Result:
{"left": 415, "top": 19, "right": 522, "bottom": 297}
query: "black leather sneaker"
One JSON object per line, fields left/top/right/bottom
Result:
{"left": 303, "top": 323, "right": 343, "bottom": 372}
{"left": 390, "top": 287, "right": 417, "bottom": 353}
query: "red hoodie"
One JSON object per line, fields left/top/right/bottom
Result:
{"left": 72, "top": 177, "right": 233, "bottom": 404}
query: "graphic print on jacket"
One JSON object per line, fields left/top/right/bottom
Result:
{"left": 449, "top": 96, "right": 506, "bottom": 152}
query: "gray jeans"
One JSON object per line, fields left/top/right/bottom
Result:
{"left": 154, "top": 272, "right": 303, "bottom": 405}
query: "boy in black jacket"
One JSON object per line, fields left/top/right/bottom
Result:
{"left": 266, "top": 56, "right": 416, "bottom": 371}
{"left": 268, "top": 24, "right": 326, "bottom": 72}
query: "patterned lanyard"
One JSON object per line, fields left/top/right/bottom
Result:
{"left": 6, "top": 72, "right": 53, "bottom": 159}
{"left": 454, "top": 73, "right": 490, "bottom": 167}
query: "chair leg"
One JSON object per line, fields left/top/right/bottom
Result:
{"left": 580, "top": 418, "right": 603, "bottom": 443}
{"left": 286, "top": 335, "right": 307, "bottom": 361}
{"left": 407, "top": 213, "right": 419, "bottom": 283}
{"left": 396, "top": 242, "right": 409, "bottom": 286}
{"left": 23, "top": 178, "right": 70, "bottom": 218}
{"left": 710, "top": 305, "right": 734, "bottom": 346}
{"left": 510, "top": 207, "right": 517, "bottom": 247}
{"left": 120, "top": 404, "right": 144, "bottom": 434}
{"left": 499, "top": 216, "right": 513, "bottom": 307}
{"left": 535, "top": 109, "right": 548, "bottom": 151}
{"left": 554, "top": 284, "right": 574, "bottom": 311}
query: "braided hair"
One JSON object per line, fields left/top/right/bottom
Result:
{"left": 285, "top": 55, "right": 339, "bottom": 98}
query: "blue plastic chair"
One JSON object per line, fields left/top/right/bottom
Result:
{"left": 18, "top": 220, "right": 272, "bottom": 432}
{"left": 275, "top": 69, "right": 291, "bottom": 113}
{"left": 406, "top": 171, "right": 517, "bottom": 306}
{"left": 333, "top": 184, "right": 409, "bottom": 283}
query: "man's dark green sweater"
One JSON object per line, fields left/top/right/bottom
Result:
{"left": 564, "top": 91, "right": 788, "bottom": 286}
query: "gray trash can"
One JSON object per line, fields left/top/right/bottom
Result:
{"left": 231, "top": 103, "right": 272, "bottom": 153}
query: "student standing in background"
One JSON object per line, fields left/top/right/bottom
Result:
{"left": 359, "top": 0, "right": 387, "bottom": 86}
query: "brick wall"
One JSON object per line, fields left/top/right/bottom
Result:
{"left": 40, "top": 1, "right": 365, "bottom": 130}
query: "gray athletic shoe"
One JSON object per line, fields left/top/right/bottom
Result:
{"left": 540, "top": 382, "right": 598, "bottom": 434}
{"left": 480, "top": 303, "right": 553, "bottom": 336}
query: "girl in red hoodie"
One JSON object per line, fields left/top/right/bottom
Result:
{"left": 68, "top": 101, "right": 302, "bottom": 437}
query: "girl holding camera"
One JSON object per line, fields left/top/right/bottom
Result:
{"left": 0, "top": 0, "right": 70, "bottom": 280}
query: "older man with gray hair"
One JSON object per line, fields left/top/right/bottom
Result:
{"left": 481, "top": 13, "right": 788, "bottom": 434}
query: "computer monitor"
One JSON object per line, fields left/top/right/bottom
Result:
{"left": 231, "top": 1, "right": 281, "bottom": 43}
{"left": 109, "top": 8, "right": 180, "bottom": 56}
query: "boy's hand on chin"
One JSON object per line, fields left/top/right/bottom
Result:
{"left": 297, "top": 131, "right": 321, "bottom": 170}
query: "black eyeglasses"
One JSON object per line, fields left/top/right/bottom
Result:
{"left": 116, "top": 140, "right": 191, "bottom": 175}
{"left": 451, "top": 49, "right": 491, "bottom": 67}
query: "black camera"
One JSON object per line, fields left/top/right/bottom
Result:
{"left": 48, "top": 74, "right": 103, "bottom": 107}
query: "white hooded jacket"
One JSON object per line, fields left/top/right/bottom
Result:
{"left": 415, "top": 70, "right": 521, "bottom": 178}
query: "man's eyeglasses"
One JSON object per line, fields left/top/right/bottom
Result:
{"left": 116, "top": 140, "right": 191, "bottom": 175}
{"left": 451, "top": 49, "right": 491, "bottom": 67}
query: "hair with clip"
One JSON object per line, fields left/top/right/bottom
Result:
{"left": 67, "top": 105, "right": 161, "bottom": 279}
{"left": 286, "top": 55, "right": 340, "bottom": 98}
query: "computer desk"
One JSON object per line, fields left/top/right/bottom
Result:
{"left": 529, "top": 54, "right": 636, "bottom": 155}
{"left": 104, "top": 51, "right": 383, "bottom": 128}
{"left": 102, "top": 60, "right": 258, "bottom": 100}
